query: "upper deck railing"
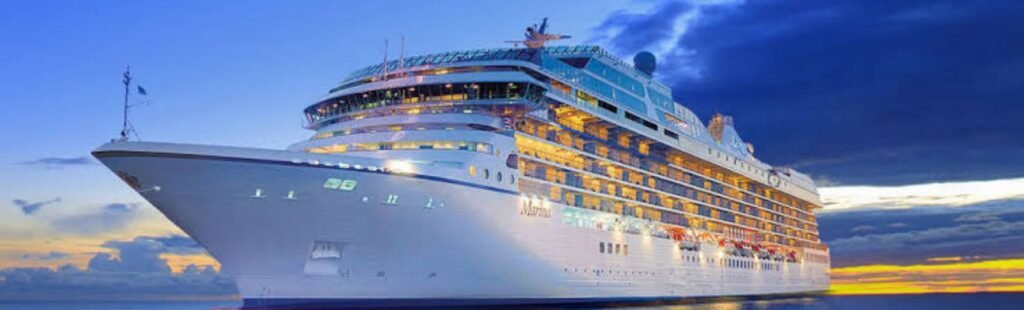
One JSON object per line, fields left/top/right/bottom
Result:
{"left": 338, "top": 45, "right": 671, "bottom": 91}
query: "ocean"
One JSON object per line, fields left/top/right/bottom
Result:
{"left": 2, "top": 293, "right": 1022, "bottom": 309}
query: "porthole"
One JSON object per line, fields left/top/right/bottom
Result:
{"left": 510, "top": 175, "right": 516, "bottom": 184}
{"left": 484, "top": 169, "right": 490, "bottom": 179}
{"left": 468, "top": 165, "right": 477, "bottom": 177}
{"left": 497, "top": 172, "right": 503, "bottom": 182}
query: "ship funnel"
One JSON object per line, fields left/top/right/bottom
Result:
{"left": 634, "top": 51, "right": 657, "bottom": 76}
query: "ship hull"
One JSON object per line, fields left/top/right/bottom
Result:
{"left": 94, "top": 142, "right": 828, "bottom": 307}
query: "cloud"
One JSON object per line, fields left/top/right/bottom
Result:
{"left": 50, "top": 203, "right": 140, "bottom": 235}
{"left": 0, "top": 264, "right": 236, "bottom": 300}
{"left": 89, "top": 235, "right": 208, "bottom": 273}
{"left": 20, "top": 251, "right": 69, "bottom": 261}
{"left": 145, "top": 235, "right": 206, "bottom": 255}
{"left": 592, "top": 1, "right": 695, "bottom": 55}
{"left": 89, "top": 250, "right": 169, "bottom": 274}
{"left": 829, "top": 219, "right": 1024, "bottom": 266}
{"left": 850, "top": 225, "right": 876, "bottom": 233}
{"left": 12, "top": 198, "right": 60, "bottom": 215}
{"left": 955, "top": 212, "right": 1002, "bottom": 223}
{"left": 0, "top": 235, "right": 234, "bottom": 300}
{"left": 590, "top": 0, "right": 744, "bottom": 79}
{"left": 820, "top": 178, "right": 1024, "bottom": 211}
{"left": 593, "top": 0, "right": 1024, "bottom": 185}
{"left": 818, "top": 198, "right": 1024, "bottom": 267}
{"left": 18, "top": 156, "right": 94, "bottom": 168}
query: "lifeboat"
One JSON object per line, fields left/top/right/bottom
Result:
{"left": 680, "top": 238, "right": 700, "bottom": 251}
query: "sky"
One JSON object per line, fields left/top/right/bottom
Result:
{"left": 1, "top": 0, "right": 1023, "bottom": 300}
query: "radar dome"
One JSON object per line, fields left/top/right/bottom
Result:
{"left": 633, "top": 51, "right": 657, "bottom": 76}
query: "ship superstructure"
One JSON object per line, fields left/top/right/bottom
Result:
{"left": 94, "top": 41, "right": 828, "bottom": 307}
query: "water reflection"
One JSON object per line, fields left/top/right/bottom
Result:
{"left": 226, "top": 293, "right": 1024, "bottom": 310}
{"left": 602, "top": 296, "right": 825, "bottom": 310}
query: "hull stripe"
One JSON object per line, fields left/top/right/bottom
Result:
{"left": 93, "top": 150, "right": 519, "bottom": 196}
{"left": 242, "top": 292, "right": 828, "bottom": 308}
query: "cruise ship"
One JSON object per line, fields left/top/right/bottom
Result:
{"left": 93, "top": 25, "right": 829, "bottom": 308}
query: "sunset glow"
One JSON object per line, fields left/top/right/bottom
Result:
{"left": 830, "top": 259, "right": 1024, "bottom": 295}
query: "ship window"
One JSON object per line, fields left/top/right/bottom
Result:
{"left": 663, "top": 129, "right": 679, "bottom": 139}
{"left": 506, "top": 154, "right": 519, "bottom": 169}
{"left": 484, "top": 169, "right": 490, "bottom": 179}
{"left": 469, "top": 165, "right": 477, "bottom": 177}
{"left": 615, "top": 244, "right": 621, "bottom": 254}
{"left": 510, "top": 175, "right": 516, "bottom": 184}
{"left": 625, "top": 111, "right": 643, "bottom": 123}
{"left": 599, "top": 242, "right": 605, "bottom": 253}
{"left": 642, "top": 120, "right": 658, "bottom": 130}
{"left": 598, "top": 100, "right": 618, "bottom": 113}
{"left": 496, "top": 172, "right": 503, "bottom": 182}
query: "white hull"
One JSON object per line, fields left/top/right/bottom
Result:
{"left": 95, "top": 142, "right": 828, "bottom": 307}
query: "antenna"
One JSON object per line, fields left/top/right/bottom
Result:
{"left": 117, "top": 66, "right": 151, "bottom": 141}
{"left": 399, "top": 35, "right": 405, "bottom": 76}
{"left": 382, "top": 39, "right": 389, "bottom": 81}
{"left": 121, "top": 66, "right": 131, "bottom": 141}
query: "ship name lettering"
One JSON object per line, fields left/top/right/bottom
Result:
{"left": 520, "top": 203, "right": 552, "bottom": 218}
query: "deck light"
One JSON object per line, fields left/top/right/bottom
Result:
{"left": 385, "top": 160, "right": 415, "bottom": 174}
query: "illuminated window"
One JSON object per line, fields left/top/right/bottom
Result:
{"left": 469, "top": 165, "right": 477, "bottom": 177}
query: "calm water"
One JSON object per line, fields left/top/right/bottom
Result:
{"left": 2, "top": 293, "right": 1023, "bottom": 309}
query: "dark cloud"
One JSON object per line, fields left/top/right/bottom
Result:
{"left": 50, "top": 203, "right": 140, "bottom": 235}
{"left": 0, "top": 235, "right": 233, "bottom": 300}
{"left": 20, "top": 251, "right": 69, "bottom": 261}
{"left": 596, "top": 0, "right": 1024, "bottom": 185}
{"left": 90, "top": 234, "right": 208, "bottom": 273}
{"left": 593, "top": 1, "right": 694, "bottom": 53}
{"left": 11, "top": 198, "right": 60, "bottom": 215}
{"left": 147, "top": 234, "right": 206, "bottom": 255}
{"left": 89, "top": 250, "right": 169, "bottom": 274}
{"left": 818, "top": 198, "right": 1024, "bottom": 267}
{"left": 18, "top": 156, "right": 94, "bottom": 168}
{"left": 0, "top": 264, "right": 236, "bottom": 300}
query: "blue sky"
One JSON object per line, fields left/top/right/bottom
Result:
{"left": 2, "top": 0, "right": 1023, "bottom": 299}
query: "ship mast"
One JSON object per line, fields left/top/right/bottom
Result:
{"left": 121, "top": 66, "right": 131, "bottom": 140}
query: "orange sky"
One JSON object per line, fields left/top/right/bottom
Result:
{"left": 830, "top": 258, "right": 1024, "bottom": 295}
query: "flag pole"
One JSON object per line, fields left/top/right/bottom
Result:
{"left": 121, "top": 66, "right": 131, "bottom": 140}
